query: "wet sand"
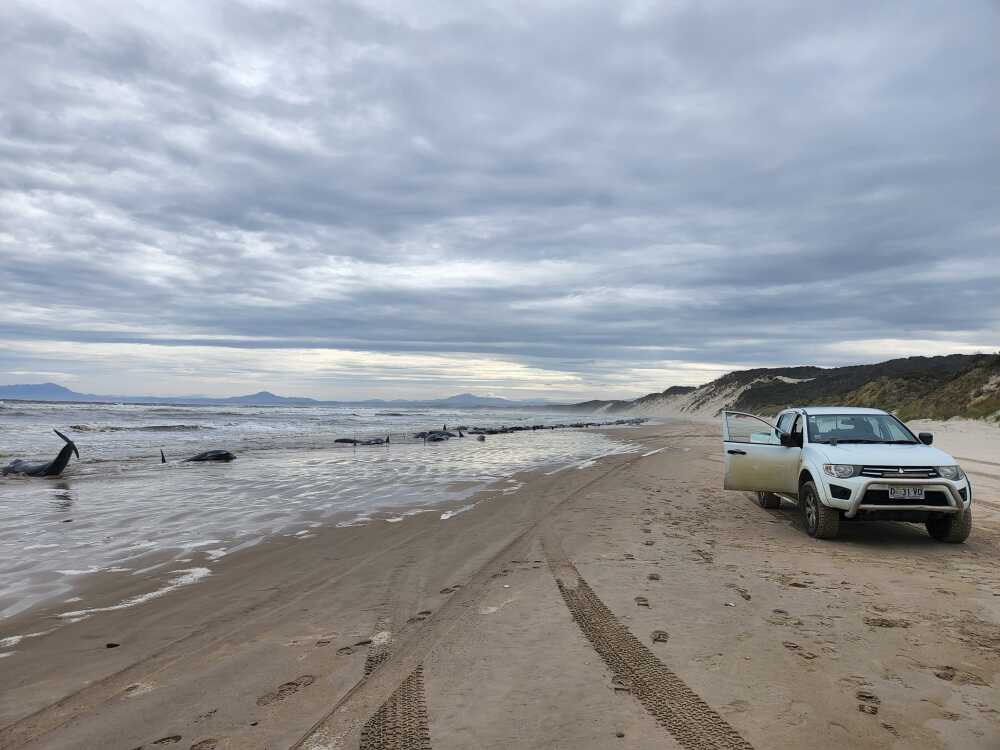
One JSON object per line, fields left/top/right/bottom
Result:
{"left": 1, "top": 422, "right": 998, "bottom": 749}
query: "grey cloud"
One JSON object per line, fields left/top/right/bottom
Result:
{"left": 0, "top": 0, "right": 998, "bottom": 398}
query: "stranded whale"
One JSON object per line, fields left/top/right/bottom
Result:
{"left": 159, "top": 449, "right": 236, "bottom": 462}
{"left": 2, "top": 429, "right": 80, "bottom": 477}
{"left": 185, "top": 450, "right": 236, "bottom": 462}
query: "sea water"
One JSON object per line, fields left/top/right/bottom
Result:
{"left": 0, "top": 401, "right": 639, "bottom": 621}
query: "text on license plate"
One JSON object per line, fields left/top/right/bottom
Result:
{"left": 889, "top": 487, "right": 925, "bottom": 500}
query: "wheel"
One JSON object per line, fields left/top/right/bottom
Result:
{"left": 756, "top": 491, "right": 781, "bottom": 509}
{"left": 799, "top": 480, "right": 840, "bottom": 539}
{"left": 926, "top": 508, "right": 972, "bottom": 543}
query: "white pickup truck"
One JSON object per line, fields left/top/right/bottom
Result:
{"left": 723, "top": 406, "right": 972, "bottom": 542}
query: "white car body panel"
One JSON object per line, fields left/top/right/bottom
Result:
{"left": 721, "top": 406, "right": 973, "bottom": 519}
{"left": 722, "top": 412, "right": 800, "bottom": 493}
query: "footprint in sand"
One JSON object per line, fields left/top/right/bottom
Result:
{"left": 934, "top": 666, "right": 988, "bottom": 685}
{"left": 856, "top": 690, "right": 880, "bottom": 715}
{"left": 643, "top": 540, "right": 655, "bottom": 546}
{"left": 337, "top": 646, "right": 354, "bottom": 655}
{"left": 611, "top": 676, "right": 632, "bottom": 693}
{"left": 635, "top": 596, "right": 650, "bottom": 608}
{"left": 624, "top": 553, "right": 635, "bottom": 560}
{"left": 151, "top": 736, "right": 182, "bottom": 745}
{"left": 190, "top": 741, "right": 218, "bottom": 750}
{"left": 863, "top": 616, "right": 910, "bottom": 629}
{"left": 648, "top": 573, "right": 661, "bottom": 581}
{"left": 651, "top": 630, "right": 669, "bottom": 643}
{"left": 256, "top": 675, "right": 315, "bottom": 707}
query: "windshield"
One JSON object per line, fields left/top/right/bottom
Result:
{"left": 806, "top": 414, "right": 918, "bottom": 444}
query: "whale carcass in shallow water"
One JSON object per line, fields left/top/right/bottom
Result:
{"left": 160, "top": 449, "right": 236, "bottom": 463}
{"left": 185, "top": 450, "right": 236, "bottom": 462}
{"left": 2, "top": 429, "right": 79, "bottom": 477}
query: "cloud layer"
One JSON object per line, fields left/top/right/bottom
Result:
{"left": 1, "top": 1, "right": 998, "bottom": 398}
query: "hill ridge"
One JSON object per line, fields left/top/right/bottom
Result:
{"left": 564, "top": 353, "right": 1000, "bottom": 422}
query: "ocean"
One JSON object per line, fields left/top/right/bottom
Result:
{"left": 0, "top": 400, "right": 641, "bottom": 621}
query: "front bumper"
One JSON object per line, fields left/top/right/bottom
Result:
{"left": 820, "top": 476, "right": 971, "bottom": 519}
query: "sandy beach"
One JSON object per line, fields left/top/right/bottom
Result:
{"left": 1, "top": 420, "right": 998, "bottom": 749}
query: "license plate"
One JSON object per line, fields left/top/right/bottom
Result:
{"left": 889, "top": 486, "right": 925, "bottom": 501}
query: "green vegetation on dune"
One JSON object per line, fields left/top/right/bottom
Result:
{"left": 729, "top": 353, "right": 1000, "bottom": 421}
{"left": 570, "top": 352, "right": 1000, "bottom": 422}
{"left": 892, "top": 356, "right": 1000, "bottom": 421}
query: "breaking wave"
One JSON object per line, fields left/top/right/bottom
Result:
{"left": 69, "top": 424, "right": 210, "bottom": 433}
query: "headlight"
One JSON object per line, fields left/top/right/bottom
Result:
{"left": 823, "top": 464, "right": 860, "bottom": 479}
{"left": 936, "top": 465, "right": 965, "bottom": 481}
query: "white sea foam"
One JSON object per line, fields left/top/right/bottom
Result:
{"left": 440, "top": 504, "right": 475, "bottom": 520}
{"left": 58, "top": 568, "right": 211, "bottom": 619}
{"left": 0, "top": 629, "right": 54, "bottom": 649}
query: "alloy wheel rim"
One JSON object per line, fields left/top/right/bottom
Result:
{"left": 805, "top": 491, "right": 817, "bottom": 530}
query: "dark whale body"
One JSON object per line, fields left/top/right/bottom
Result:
{"left": 2, "top": 430, "right": 79, "bottom": 477}
{"left": 185, "top": 450, "right": 236, "bottom": 462}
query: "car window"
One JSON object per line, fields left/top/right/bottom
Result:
{"left": 806, "top": 414, "right": 917, "bottom": 443}
{"left": 776, "top": 413, "right": 794, "bottom": 433}
{"left": 724, "top": 412, "right": 779, "bottom": 444}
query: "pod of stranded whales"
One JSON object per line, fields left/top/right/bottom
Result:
{"left": 1, "top": 418, "right": 647, "bottom": 478}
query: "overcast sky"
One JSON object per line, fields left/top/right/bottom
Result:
{"left": 1, "top": 1, "right": 998, "bottom": 400}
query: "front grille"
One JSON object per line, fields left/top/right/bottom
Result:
{"left": 860, "top": 465, "right": 939, "bottom": 479}
{"left": 860, "top": 489, "right": 951, "bottom": 507}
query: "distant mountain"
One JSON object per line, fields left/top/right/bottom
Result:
{"left": 8, "top": 352, "right": 998, "bottom": 421}
{"left": 0, "top": 382, "right": 82, "bottom": 401}
{"left": 220, "top": 390, "right": 319, "bottom": 405}
{"left": 561, "top": 353, "right": 1000, "bottom": 422}
{"left": 0, "top": 383, "right": 555, "bottom": 409}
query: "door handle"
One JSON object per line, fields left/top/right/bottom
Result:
{"left": 727, "top": 449, "right": 747, "bottom": 455}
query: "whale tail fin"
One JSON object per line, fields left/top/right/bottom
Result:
{"left": 160, "top": 449, "right": 166, "bottom": 464}
{"left": 53, "top": 429, "right": 79, "bottom": 459}
{"left": 45, "top": 429, "right": 79, "bottom": 475}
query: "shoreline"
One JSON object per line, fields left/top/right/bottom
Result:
{"left": 0, "top": 423, "right": 644, "bottom": 623}
{"left": 1, "top": 421, "right": 998, "bottom": 749}
{"left": 0, "top": 458, "right": 580, "bottom": 643}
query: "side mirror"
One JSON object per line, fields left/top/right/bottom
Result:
{"left": 780, "top": 432, "right": 795, "bottom": 447}
{"left": 919, "top": 432, "right": 933, "bottom": 445}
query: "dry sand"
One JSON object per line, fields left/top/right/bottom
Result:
{"left": 1, "top": 421, "right": 998, "bottom": 749}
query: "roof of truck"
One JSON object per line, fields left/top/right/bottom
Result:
{"left": 784, "top": 406, "right": 889, "bottom": 416}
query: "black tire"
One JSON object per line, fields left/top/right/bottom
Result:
{"left": 756, "top": 491, "right": 781, "bottom": 509}
{"left": 926, "top": 508, "right": 972, "bottom": 543}
{"left": 799, "top": 480, "right": 840, "bottom": 539}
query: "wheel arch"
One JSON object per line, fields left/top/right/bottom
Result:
{"left": 798, "top": 469, "right": 814, "bottom": 490}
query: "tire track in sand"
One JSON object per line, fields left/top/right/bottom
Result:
{"left": 358, "top": 632, "right": 431, "bottom": 750}
{"left": 550, "top": 557, "right": 754, "bottom": 750}
{"left": 358, "top": 665, "right": 431, "bottom": 750}
{"left": 292, "top": 447, "right": 657, "bottom": 750}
